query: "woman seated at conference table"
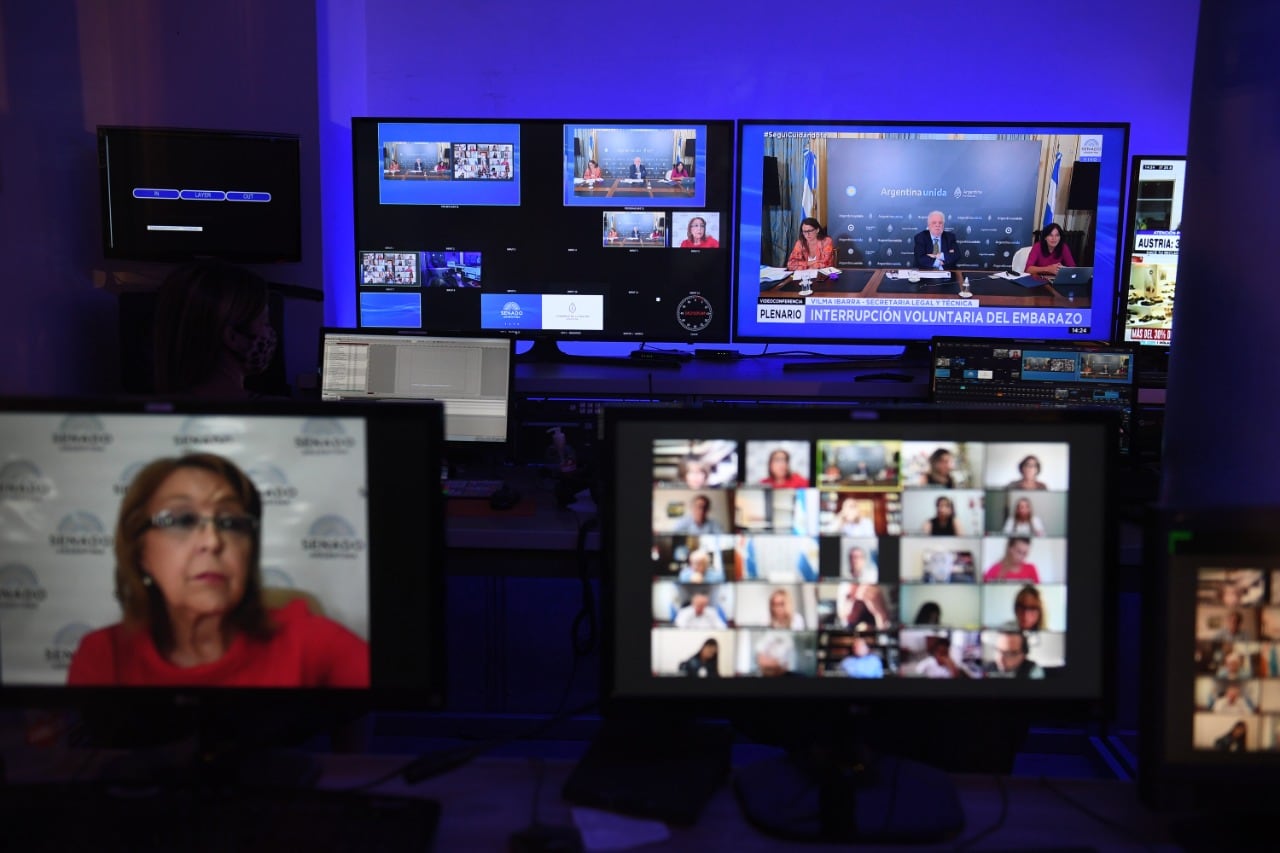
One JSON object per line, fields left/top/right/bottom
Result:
{"left": 582, "top": 159, "right": 603, "bottom": 181}
{"left": 1024, "top": 222, "right": 1076, "bottom": 279}
{"left": 67, "top": 452, "right": 369, "bottom": 687}
{"left": 786, "top": 217, "right": 836, "bottom": 271}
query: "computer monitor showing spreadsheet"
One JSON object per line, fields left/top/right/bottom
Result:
{"left": 319, "top": 330, "right": 512, "bottom": 445}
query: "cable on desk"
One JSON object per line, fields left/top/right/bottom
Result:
{"left": 952, "top": 773, "right": 1008, "bottom": 852}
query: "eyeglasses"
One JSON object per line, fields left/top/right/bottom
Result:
{"left": 801, "top": 227, "right": 818, "bottom": 234}
{"left": 997, "top": 648, "right": 1025, "bottom": 658}
{"left": 146, "top": 509, "right": 258, "bottom": 538}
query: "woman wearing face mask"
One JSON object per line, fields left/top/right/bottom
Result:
{"left": 153, "top": 259, "right": 282, "bottom": 398}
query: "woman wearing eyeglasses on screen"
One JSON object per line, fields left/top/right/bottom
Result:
{"left": 786, "top": 217, "right": 835, "bottom": 271}
{"left": 67, "top": 453, "right": 369, "bottom": 687}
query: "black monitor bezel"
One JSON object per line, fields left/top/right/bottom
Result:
{"left": 317, "top": 326, "right": 516, "bottom": 449}
{"left": 96, "top": 125, "right": 303, "bottom": 264}
{"left": 732, "top": 119, "right": 1132, "bottom": 346}
{"left": 599, "top": 405, "right": 1119, "bottom": 722}
{"left": 349, "top": 116, "right": 736, "bottom": 345}
{"left": 1117, "top": 153, "right": 1185, "bottom": 358}
{"left": 0, "top": 397, "right": 446, "bottom": 715}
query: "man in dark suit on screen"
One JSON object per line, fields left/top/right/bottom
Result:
{"left": 913, "top": 210, "right": 960, "bottom": 270}
{"left": 628, "top": 157, "right": 647, "bottom": 180}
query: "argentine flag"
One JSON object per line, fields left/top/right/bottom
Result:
{"left": 1042, "top": 151, "right": 1061, "bottom": 228}
{"left": 801, "top": 143, "right": 817, "bottom": 220}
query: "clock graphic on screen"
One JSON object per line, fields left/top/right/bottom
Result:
{"left": 676, "top": 294, "right": 713, "bottom": 332}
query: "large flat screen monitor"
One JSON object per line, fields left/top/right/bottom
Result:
{"left": 319, "top": 329, "right": 513, "bottom": 446}
{"left": 0, "top": 399, "right": 445, "bottom": 718}
{"left": 1120, "top": 155, "right": 1185, "bottom": 348}
{"left": 734, "top": 121, "right": 1130, "bottom": 346}
{"left": 1139, "top": 510, "right": 1280, "bottom": 845}
{"left": 351, "top": 119, "right": 735, "bottom": 345}
{"left": 602, "top": 406, "right": 1115, "bottom": 709}
{"left": 97, "top": 126, "right": 302, "bottom": 263}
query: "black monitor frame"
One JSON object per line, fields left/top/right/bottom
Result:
{"left": 97, "top": 125, "right": 303, "bottom": 263}
{"left": 1118, "top": 154, "right": 1185, "bottom": 371}
{"left": 733, "top": 119, "right": 1131, "bottom": 348}
{"left": 350, "top": 117, "right": 736, "bottom": 347}
{"left": 317, "top": 327, "right": 515, "bottom": 449}
{"left": 0, "top": 397, "right": 446, "bottom": 719}
{"left": 599, "top": 405, "right": 1119, "bottom": 723}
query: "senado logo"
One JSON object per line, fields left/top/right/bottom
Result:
{"left": 248, "top": 463, "right": 300, "bottom": 504}
{"left": 261, "top": 567, "right": 297, "bottom": 588}
{"left": 0, "top": 563, "right": 48, "bottom": 609}
{"left": 301, "top": 514, "right": 366, "bottom": 559}
{"left": 0, "top": 460, "right": 53, "bottom": 500}
{"left": 1080, "top": 136, "right": 1103, "bottom": 158}
{"left": 295, "top": 418, "right": 357, "bottom": 456}
{"left": 500, "top": 301, "right": 524, "bottom": 320}
{"left": 51, "top": 414, "right": 113, "bottom": 451}
{"left": 114, "top": 461, "right": 149, "bottom": 496}
{"left": 174, "top": 416, "right": 238, "bottom": 448}
{"left": 45, "top": 622, "right": 92, "bottom": 669}
{"left": 49, "top": 511, "right": 113, "bottom": 554}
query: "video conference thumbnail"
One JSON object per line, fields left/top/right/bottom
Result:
{"left": 647, "top": 437, "right": 1072, "bottom": 680}
{"left": 565, "top": 124, "right": 707, "bottom": 208}
{"left": 359, "top": 250, "right": 482, "bottom": 288}
{"left": 1190, "top": 568, "right": 1280, "bottom": 752}
{"left": 376, "top": 122, "right": 522, "bottom": 207}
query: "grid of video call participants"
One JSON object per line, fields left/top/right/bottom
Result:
{"left": 648, "top": 438, "right": 1071, "bottom": 680}
{"left": 1191, "top": 569, "right": 1280, "bottom": 752}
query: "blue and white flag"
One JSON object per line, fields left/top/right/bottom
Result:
{"left": 801, "top": 143, "right": 817, "bottom": 219}
{"left": 1042, "top": 150, "right": 1061, "bottom": 228}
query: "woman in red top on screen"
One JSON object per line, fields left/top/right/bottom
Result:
{"left": 680, "top": 216, "right": 719, "bottom": 248}
{"left": 582, "top": 159, "right": 603, "bottom": 181}
{"left": 1024, "top": 222, "right": 1076, "bottom": 279}
{"left": 983, "top": 537, "right": 1041, "bottom": 583}
{"left": 786, "top": 217, "right": 835, "bottom": 271}
{"left": 760, "top": 449, "right": 809, "bottom": 488}
{"left": 67, "top": 453, "right": 369, "bottom": 688}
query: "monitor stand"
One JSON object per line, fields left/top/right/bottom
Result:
{"left": 518, "top": 338, "right": 685, "bottom": 369}
{"left": 733, "top": 731, "right": 964, "bottom": 844}
{"left": 562, "top": 717, "right": 733, "bottom": 825}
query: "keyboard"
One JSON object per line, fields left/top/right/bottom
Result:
{"left": 1, "top": 783, "right": 441, "bottom": 851}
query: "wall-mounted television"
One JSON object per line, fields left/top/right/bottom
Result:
{"left": 1119, "top": 155, "right": 1185, "bottom": 347}
{"left": 734, "top": 121, "right": 1130, "bottom": 347}
{"left": 351, "top": 119, "right": 735, "bottom": 349}
{"left": 97, "top": 126, "right": 302, "bottom": 263}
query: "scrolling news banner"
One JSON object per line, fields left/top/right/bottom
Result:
{"left": 735, "top": 121, "right": 1129, "bottom": 346}
{"left": 351, "top": 119, "right": 734, "bottom": 344}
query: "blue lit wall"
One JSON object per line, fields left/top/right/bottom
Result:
{"left": 319, "top": 0, "right": 1201, "bottom": 353}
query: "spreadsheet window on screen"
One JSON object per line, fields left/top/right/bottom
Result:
{"left": 321, "top": 333, "right": 511, "bottom": 444}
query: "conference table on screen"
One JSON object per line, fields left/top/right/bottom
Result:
{"left": 574, "top": 178, "right": 696, "bottom": 199}
{"left": 761, "top": 268, "right": 1090, "bottom": 307}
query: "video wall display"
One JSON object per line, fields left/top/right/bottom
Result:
{"left": 1121, "top": 156, "right": 1185, "bottom": 347}
{"left": 735, "top": 121, "right": 1130, "bottom": 344}
{"left": 353, "top": 118, "right": 735, "bottom": 343}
